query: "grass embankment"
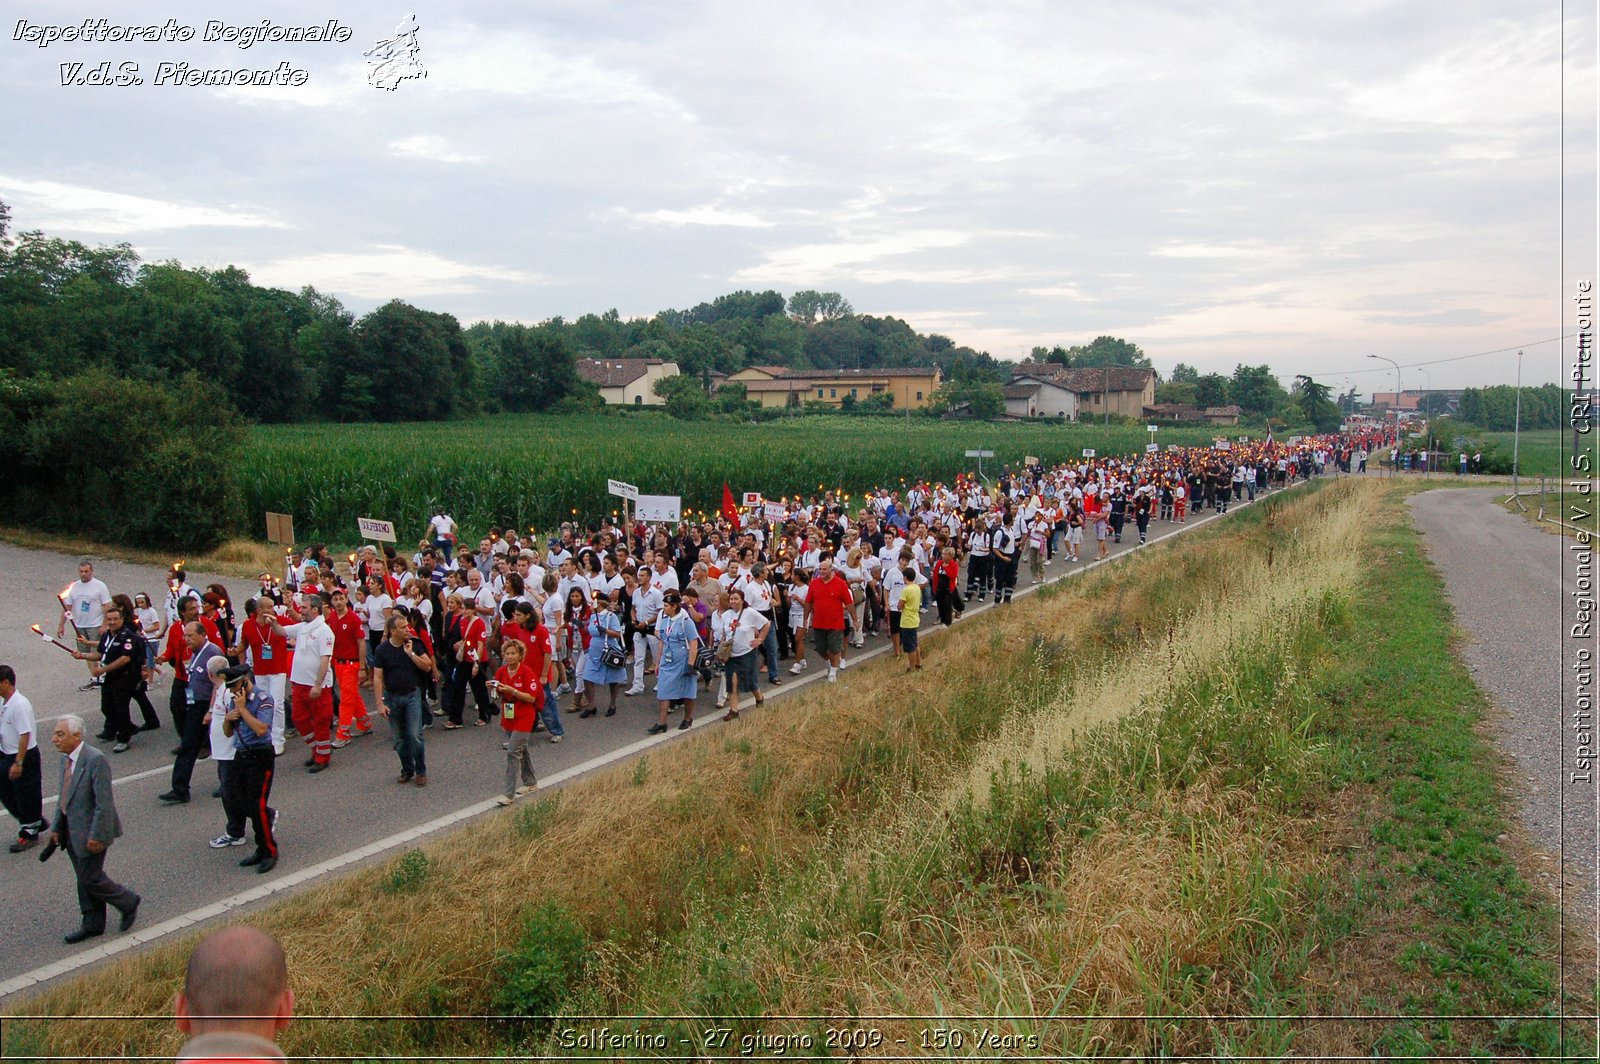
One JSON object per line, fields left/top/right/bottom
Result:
{"left": 5, "top": 479, "right": 1588, "bottom": 1059}
{"left": 0, "top": 526, "right": 283, "bottom": 580}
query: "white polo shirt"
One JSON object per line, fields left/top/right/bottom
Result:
{"left": 281, "top": 616, "right": 334, "bottom": 688}
{"left": 0, "top": 690, "right": 36, "bottom": 756}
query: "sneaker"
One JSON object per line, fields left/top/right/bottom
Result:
{"left": 210, "top": 834, "right": 246, "bottom": 849}
{"left": 331, "top": 738, "right": 350, "bottom": 749}
{"left": 789, "top": 661, "right": 806, "bottom": 674}
{"left": 494, "top": 795, "right": 514, "bottom": 806}
{"left": 515, "top": 783, "right": 537, "bottom": 795}
{"left": 715, "top": 695, "right": 727, "bottom": 709}
{"left": 78, "top": 680, "right": 100, "bottom": 692}
{"left": 624, "top": 685, "right": 645, "bottom": 696}
{"left": 555, "top": 683, "right": 572, "bottom": 695}
{"left": 549, "top": 734, "right": 562, "bottom": 744}
{"left": 828, "top": 669, "right": 838, "bottom": 683}
{"left": 111, "top": 742, "right": 130, "bottom": 753}
{"left": 353, "top": 726, "right": 374, "bottom": 738}
{"left": 10, "top": 835, "right": 38, "bottom": 853}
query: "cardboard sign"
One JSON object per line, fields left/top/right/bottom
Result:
{"left": 1167, "top": 443, "right": 1181, "bottom": 451}
{"left": 607, "top": 479, "right": 639, "bottom": 501}
{"left": 1146, "top": 443, "right": 1159, "bottom": 453}
{"left": 634, "top": 495, "right": 682, "bottom": 523}
{"left": 357, "top": 517, "right": 396, "bottom": 542}
{"left": 764, "top": 502, "right": 788, "bottom": 522}
{"left": 265, "top": 512, "right": 295, "bottom": 545}
{"left": 1024, "top": 455, "right": 1039, "bottom": 467}
{"left": 1082, "top": 448, "right": 1097, "bottom": 458}
{"left": 1213, "top": 441, "right": 1232, "bottom": 451}
{"left": 1238, "top": 436, "right": 1249, "bottom": 443}
{"left": 743, "top": 491, "right": 763, "bottom": 507}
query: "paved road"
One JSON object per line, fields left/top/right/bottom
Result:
{"left": 0, "top": 479, "right": 1320, "bottom": 999}
{"left": 1409, "top": 489, "right": 1598, "bottom": 926}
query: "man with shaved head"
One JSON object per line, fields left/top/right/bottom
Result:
{"left": 175, "top": 926, "right": 293, "bottom": 1063}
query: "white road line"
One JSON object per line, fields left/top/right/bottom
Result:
{"left": 0, "top": 766, "right": 176, "bottom": 823}
{"left": 0, "top": 483, "right": 1305, "bottom": 1001}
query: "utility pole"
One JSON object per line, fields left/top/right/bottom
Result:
{"left": 1513, "top": 350, "right": 1523, "bottom": 496}
{"left": 1103, "top": 363, "right": 1109, "bottom": 427}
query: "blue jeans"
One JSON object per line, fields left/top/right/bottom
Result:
{"left": 540, "top": 683, "right": 565, "bottom": 737}
{"left": 760, "top": 612, "right": 780, "bottom": 682}
{"left": 384, "top": 689, "right": 426, "bottom": 777}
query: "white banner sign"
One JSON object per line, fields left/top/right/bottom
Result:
{"left": 1213, "top": 441, "right": 1232, "bottom": 451}
{"left": 634, "top": 494, "right": 681, "bottom": 523}
{"left": 764, "top": 502, "right": 788, "bottom": 523}
{"left": 1146, "top": 443, "right": 1159, "bottom": 453}
{"left": 607, "top": 479, "right": 639, "bottom": 501}
{"left": 357, "top": 517, "right": 396, "bottom": 542}
{"left": 1146, "top": 424, "right": 1159, "bottom": 433}
{"left": 1081, "top": 448, "right": 1097, "bottom": 458}
{"left": 743, "top": 491, "right": 763, "bottom": 507}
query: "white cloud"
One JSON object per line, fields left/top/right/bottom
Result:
{"left": 389, "top": 135, "right": 484, "bottom": 164}
{"left": 612, "top": 204, "right": 774, "bottom": 228}
{"left": 247, "top": 245, "right": 544, "bottom": 299}
{"left": 0, "top": 177, "right": 285, "bottom": 235}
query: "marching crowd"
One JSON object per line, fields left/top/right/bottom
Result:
{"left": 1, "top": 430, "right": 1391, "bottom": 909}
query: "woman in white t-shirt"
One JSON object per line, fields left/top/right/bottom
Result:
{"left": 837, "top": 548, "right": 868, "bottom": 648}
{"left": 362, "top": 576, "right": 393, "bottom": 654}
{"left": 719, "top": 588, "right": 769, "bottom": 722}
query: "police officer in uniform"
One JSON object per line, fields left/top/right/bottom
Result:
{"left": 72, "top": 604, "right": 144, "bottom": 753}
{"left": 219, "top": 665, "right": 280, "bottom": 874}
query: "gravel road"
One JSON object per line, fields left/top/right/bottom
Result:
{"left": 1409, "top": 489, "right": 1598, "bottom": 927}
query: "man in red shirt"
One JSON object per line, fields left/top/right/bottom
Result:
{"left": 806, "top": 555, "right": 854, "bottom": 684}
{"left": 234, "top": 597, "right": 290, "bottom": 755}
{"left": 326, "top": 590, "right": 373, "bottom": 747}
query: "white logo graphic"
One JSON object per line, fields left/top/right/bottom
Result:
{"left": 365, "top": 13, "right": 425, "bottom": 91}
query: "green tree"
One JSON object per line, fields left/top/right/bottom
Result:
{"left": 1155, "top": 381, "right": 1198, "bottom": 405}
{"left": 1169, "top": 361, "right": 1200, "bottom": 383}
{"left": 1068, "top": 336, "right": 1152, "bottom": 369}
{"left": 787, "top": 290, "right": 854, "bottom": 324}
{"left": 653, "top": 372, "right": 708, "bottom": 419}
{"left": 1294, "top": 375, "right": 1341, "bottom": 432}
{"left": 1229, "top": 364, "right": 1285, "bottom": 416}
{"left": 1195, "top": 373, "right": 1230, "bottom": 407}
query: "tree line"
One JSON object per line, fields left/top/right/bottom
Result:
{"left": 0, "top": 200, "right": 1017, "bottom": 424}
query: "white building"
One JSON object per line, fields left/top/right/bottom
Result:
{"left": 577, "top": 358, "right": 681, "bottom": 406}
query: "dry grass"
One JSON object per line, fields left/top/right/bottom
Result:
{"left": 5, "top": 481, "right": 1361, "bottom": 1060}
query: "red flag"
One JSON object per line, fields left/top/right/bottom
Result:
{"left": 721, "top": 483, "right": 740, "bottom": 527}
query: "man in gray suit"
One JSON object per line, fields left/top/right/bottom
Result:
{"left": 49, "top": 714, "right": 139, "bottom": 944}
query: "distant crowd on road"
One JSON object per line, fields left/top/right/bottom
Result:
{"left": 2, "top": 428, "right": 1389, "bottom": 939}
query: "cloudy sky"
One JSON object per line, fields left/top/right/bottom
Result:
{"left": 2, "top": 1, "right": 1593, "bottom": 389}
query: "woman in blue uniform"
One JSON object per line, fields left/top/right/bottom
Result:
{"left": 576, "top": 594, "right": 627, "bottom": 717}
{"left": 648, "top": 590, "right": 700, "bottom": 734}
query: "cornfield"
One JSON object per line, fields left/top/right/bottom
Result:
{"left": 241, "top": 413, "right": 1224, "bottom": 546}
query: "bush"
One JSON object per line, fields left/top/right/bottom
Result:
{"left": 0, "top": 369, "right": 245, "bottom": 550}
{"left": 492, "top": 900, "right": 590, "bottom": 1023}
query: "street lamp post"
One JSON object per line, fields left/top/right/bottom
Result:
{"left": 1368, "top": 354, "right": 1401, "bottom": 475}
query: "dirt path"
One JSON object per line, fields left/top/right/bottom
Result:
{"left": 1409, "top": 489, "right": 1597, "bottom": 933}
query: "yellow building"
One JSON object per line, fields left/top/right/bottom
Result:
{"left": 726, "top": 366, "right": 943, "bottom": 410}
